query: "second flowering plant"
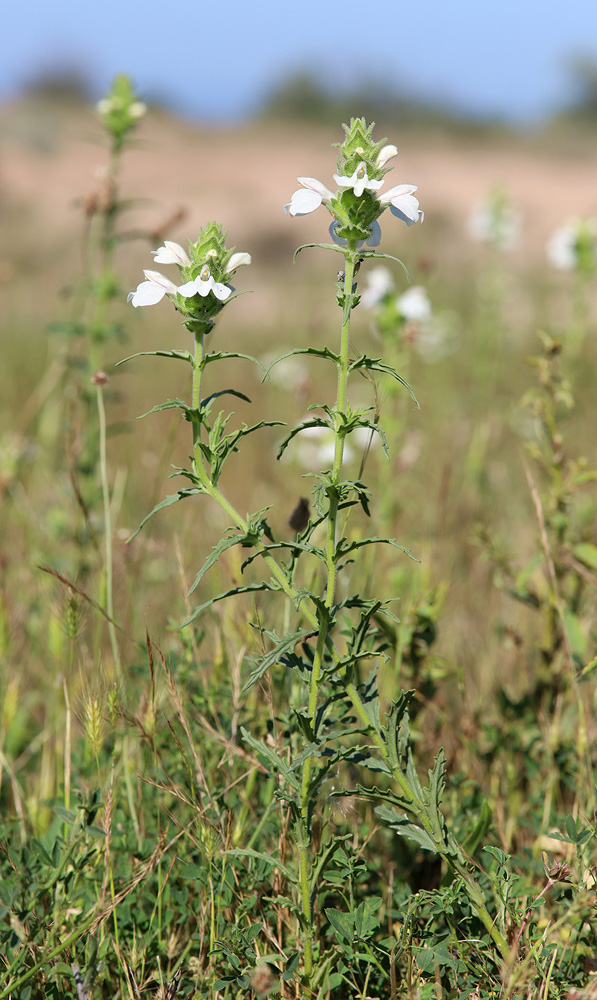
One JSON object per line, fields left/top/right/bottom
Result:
{"left": 124, "top": 118, "right": 509, "bottom": 993}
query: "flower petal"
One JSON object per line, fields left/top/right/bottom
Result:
{"left": 378, "top": 183, "right": 418, "bottom": 204}
{"left": 212, "top": 281, "right": 232, "bottom": 300}
{"left": 297, "top": 176, "right": 333, "bottom": 199}
{"left": 389, "top": 200, "right": 423, "bottom": 226}
{"left": 333, "top": 163, "right": 384, "bottom": 197}
{"left": 227, "top": 252, "right": 252, "bottom": 272}
{"left": 128, "top": 270, "right": 178, "bottom": 307}
{"left": 376, "top": 144, "right": 398, "bottom": 168}
{"left": 285, "top": 187, "right": 324, "bottom": 216}
{"left": 152, "top": 241, "right": 190, "bottom": 266}
{"left": 177, "top": 278, "right": 200, "bottom": 298}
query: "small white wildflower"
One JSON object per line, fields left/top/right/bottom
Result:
{"left": 378, "top": 184, "right": 423, "bottom": 225}
{"left": 546, "top": 217, "right": 597, "bottom": 272}
{"left": 396, "top": 286, "right": 432, "bottom": 323}
{"left": 333, "top": 161, "right": 384, "bottom": 198}
{"left": 361, "top": 266, "right": 394, "bottom": 308}
{"left": 178, "top": 265, "right": 231, "bottom": 301}
{"left": 128, "top": 270, "right": 179, "bottom": 308}
{"left": 284, "top": 177, "right": 333, "bottom": 217}
{"left": 152, "top": 241, "right": 191, "bottom": 266}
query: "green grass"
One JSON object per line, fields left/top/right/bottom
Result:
{"left": 1, "top": 97, "right": 597, "bottom": 999}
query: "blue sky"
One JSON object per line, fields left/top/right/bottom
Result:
{"left": 3, "top": 0, "right": 597, "bottom": 123}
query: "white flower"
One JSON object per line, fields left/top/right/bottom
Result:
{"left": 152, "top": 241, "right": 191, "bottom": 266}
{"left": 376, "top": 144, "right": 398, "bottom": 169}
{"left": 378, "top": 184, "right": 423, "bottom": 225}
{"left": 396, "top": 286, "right": 432, "bottom": 323}
{"left": 547, "top": 224, "right": 576, "bottom": 270}
{"left": 333, "top": 162, "right": 384, "bottom": 198}
{"left": 128, "top": 270, "right": 179, "bottom": 307}
{"left": 284, "top": 177, "right": 333, "bottom": 216}
{"left": 546, "top": 217, "right": 597, "bottom": 272}
{"left": 227, "top": 251, "right": 252, "bottom": 272}
{"left": 361, "top": 266, "right": 394, "bottom": 308}
{"left": 468, "top": 196, "right": 520, "bottom": 250}
{"left": 284, "top": 156, "right": 423, "bottom": 228}
{"left": 178, "top": 265, "right": 231, "bottom": 301}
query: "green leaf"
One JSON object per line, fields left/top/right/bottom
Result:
{"left": 181, "top": 582, "right": 279, "bottom": 627}
{"left": 201, "top": 388, "right": 251, "bottom": 406}
{"left": 138, "top": 397, "right": 195, "bottom": 419}
{"left": 188, "top": 533, "right": 244, "bottom": 595}
{"left": 264, "top": 347, "right": 340, "bottom": 380}
{"left": 276, "top": 417, "right": 332, "bottom": 461}
{"left": 128, "top": 488, "right": 203, "bottom": 542}
{"left": 354, "top": 896, "right": 381, "bottom": 939}
{"left": 226, "top": 848, "right": 297, "bottom": 883}
{"left": 336, "top": 535, "right": 419, "bottom": 564}
{"left": 242, "top": 628, "right": 313, "bottom": 693}
{"left": 178, "top": 861, "right": 205, "bottom": 879}
{"left": 483, "top": 845, "right": 509, "bottom": 865}
{"left": 573, "top": 542, "right": 597, "bottom": 570}
{"left": 116, "top": 349, "right": 193, "bottom": 367}
{"left": 348, "top": 356, "right": 419, "bottom": 406}
{"left": 203, "top": 349, "right": 267, "bottom": 373}
{"left": 383, "top": 692, "right": 415, "bottom": 772}
{"left": 375, "top": 802, "right": 438, "bottom": 853}
{"left": 325, "top": 907, "right": 354, "bottom": 942}
{"left": 240, "top": 727, "right": 301, "bottom": 791}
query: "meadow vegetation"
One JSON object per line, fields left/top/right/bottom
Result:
{"left": 1, "top": 78, "right": 597, "bottom": 999}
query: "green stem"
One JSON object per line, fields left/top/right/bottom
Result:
{"left": 96, "top": 384, "right": 121, "bottom": 679}
{"left": 189, "top": 280, "right": 510, "bottom": 964}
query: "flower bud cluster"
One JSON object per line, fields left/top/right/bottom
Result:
{"left": 128, "top": 222, "right": 251, "bottom": 334}
{"left": 96, "top": 75, "right": 146, "bottom": 147}
{"left": 284, "top": 117, "right": 423, "bottom": 248}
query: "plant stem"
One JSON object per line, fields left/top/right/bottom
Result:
{"left": 188, "top": 288, "right": 511, "bottom": 964}
{"left": 96, "top": 383, "right": 121, "bottom": 678}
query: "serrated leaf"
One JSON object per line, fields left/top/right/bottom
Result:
{"left": 181, "top": 582, "right": 278, "bottom": 627}
{"left": 375, "top": 803, "right": 438, "bottom": 852}
{"left": 336, "top": 536, "right": 419, "bottom": 564}
{"left": 383, "top": 692, "right": 415, "bottom": 772}
{"left": 188, "top": 533, "right": 244, "bottom": 595}
{"left": 203, "top": 349, "right": 267, "bottom": 373}
{"left": 138, "top": 397, "right": 195, "bottom": 419}
{"left": 264, "top": 347, "right": 340, "bottom": 381}
{"left": 240, "top": 727, "right": 300, "bottom": 790}
{"left": 276, "top": 417, "right": 332, "bottom": 461}
{"left": 128, "top": 488, "right": 203, "bottom": 542}
{"left": 426, "top": 750, "right": 447, "bottom": 842}
{"left": 242, "top": 628, "right": 313, "bottom": 693}
{"left": 348, "top": 356, "right": 419, "bottom": 406}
